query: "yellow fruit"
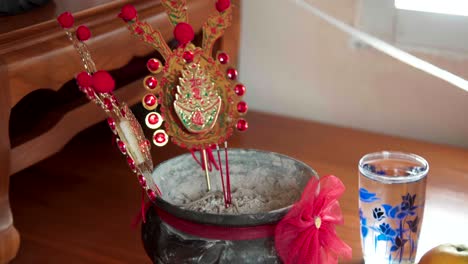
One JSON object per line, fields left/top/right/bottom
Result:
{"left": 419, "top": 244, "right": 468, "bottom": 264}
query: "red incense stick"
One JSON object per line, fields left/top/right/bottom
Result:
{"left": 216, "top": 145, "right": 228, "bottom": 206}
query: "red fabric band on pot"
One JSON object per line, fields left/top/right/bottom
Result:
{"left": 155, "top": 207, "right": 277, "bottom": 241}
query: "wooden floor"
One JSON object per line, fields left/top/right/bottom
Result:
{"left": 9, "top": 111, "right": 468, "bottom": 263}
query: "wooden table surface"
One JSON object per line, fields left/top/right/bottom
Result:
{"left": 9, "top": 111, "right": 468, "bottom": 263}
{"left": 0, "top": 0, "right": 115, "bottom": 34}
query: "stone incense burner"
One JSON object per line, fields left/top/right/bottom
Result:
{"left": 142, "top": 149, "right": 318, "bottom": 264}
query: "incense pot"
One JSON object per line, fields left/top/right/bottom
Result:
{"left": 141, "top": 149, "right": 318, "bottom": 264}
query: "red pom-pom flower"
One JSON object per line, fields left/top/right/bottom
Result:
{"left": 174, "top": 22, "right": 194, "bottom": 45}
{"left": 275, "top": 175, "right": 352, "bottom": 264}
{"left": 76, "top": 25, "right": 91, "bottom": 41}
{"left": 76, "top": 71, "right": 93, "bottom": 88}
{"left": 57, "top": 12, "right": 74, "bottom": 28}
{"left": 216, "top": 0, "right": 231, "bottom": 12}
{"left": 118, "top": 4, "right": 137, "bottom": 22}
{"left": 92, "top": 70, "right": 115, "bottom": 93}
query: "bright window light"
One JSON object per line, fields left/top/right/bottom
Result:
{"left": 395, "top": 0, "right": 468, "bottom": 17}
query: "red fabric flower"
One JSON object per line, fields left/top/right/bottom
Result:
{"left": 76, "top": 25, "right": 91, "bottom": 41}
{"left": 76, "top": 71, "right": 92, "bottom": 88}
{"left": 92, "top": 70, "right": 115, "bottom": 93}
{"left": 174, "top": 22, "right": 194, "bottom": 45}
{"left": 118, "top": 4, "right": 137, "bottom": 22}
{"left": 57, "top": 12, "right": 74, "bottom": 28}
{"left": 275, "top": 175, "right": 352, "bottom": 264}
{"left": 216, "top": 0, "right": 231, "bottom": 12}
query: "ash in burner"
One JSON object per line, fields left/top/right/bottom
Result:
{"left": 154, "top": 149, "right": 315, "bottom": 215}
{"left": 182, "top": 187, "right": 300, "bottom": 214}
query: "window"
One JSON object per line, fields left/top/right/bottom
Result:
{"left": 357, "top": 0, "right": 468, "bottom": 54}
{"left": 395, "top": 0, "right": 468, "bottom": 17}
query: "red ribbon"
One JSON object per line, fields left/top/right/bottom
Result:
{"left": 155, "top": 207, "right": 277, "bottom": 241}
{"left": 275, "top": 175, "right": 352, "bottom": 264}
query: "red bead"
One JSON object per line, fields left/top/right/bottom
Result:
{"left": 118, "top": 4, "right": 137, "bottom": 22}
{"left": 57, "top": 12, "right": 74, "bottom": 28}
{"left": 76, "top": 71, "right": 92, "bottom": 88}
{"left": 103, "top": 98, "right": 113, "bottom": 111}
{"left": 237, "top": 101, "right": 248, "bottom": 113}
{"left": 145, "top": 112, "right": 162, "bottom": 129}
{"left": 127, "top": 156, "right": 136, "bottom": 172}
{"left": 76, "top": 25, "right": 91, "bottom": 41}
{"left": 147, "top": 189, "right": 157, "bottom": 201}
{"left": 121, "top": 108, "right": 127, "bottom": 117}
{"left": 183, "top": 51, "right": 194, "bottom": 63}
{"left": 144, "top": 94, "right": 157, "bottom": 107}
{"left": 216, "top": 0, "right": 231, "bottom": 12}
{"left": 107, "top": 117, "right": 116, "bottom": 133}
{"left": 227, "top": 68, "right": 238, "bottom": 80}
{"left": 152, "top": 130, "right": 168, "bottom": 147}
{"left": 174, "top": 22, "right": 194, "bottom": 45}
{"left": 116, "top": 138, "right": 127, "bottom": 155}
{"left": 144, "top": 76, "right": 158, "bottom": 90}
{"left": 146, "top": 58, "right": 161, "bottom": 73}
{"left": 138, "top": 174, "right": 147, "bottom": 188}
{"left": 155, "top": 132, "right": 165, "bottom": 143}
{"left": 236, "top": 119, "right": 248, "bottom": 131}
{"left": 234, "top": 84, "right": 246, "bottom": 96}
{"left": 92, "top": 70, "right": 115, "bottom": 93}
{"left": 217, "top": 52, "right": 229, "bottom": 64}
{"left": 148, "top": 113, "right": 159, "bottom": 125}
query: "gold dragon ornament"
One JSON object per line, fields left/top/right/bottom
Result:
{"left": 57, "top": 0, "right": 247, "bottom": 200}
{"left": 120, "top": 0, "right": 248, "bottom": 194}
{"left": 120, "top": 0, "right": 248, "bottom": 151}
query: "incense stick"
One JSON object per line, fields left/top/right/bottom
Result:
{"left": 224, "top": 141, "right": 232, "bottom": 204}
{"left": 202, "top": 149, "right": 212, "bottom": 191}
{"left": 216, "top": 145, "right": 228, "bottom": 207}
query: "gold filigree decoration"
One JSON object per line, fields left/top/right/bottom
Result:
{"left": 161, "top": 0, "right": 188, "bottom": 25}
{"left": 174, "top": 63, "right": 222, "bottom": 134}
{"left": 201, "top": 7, "right": 233, "bottom": 57}
{"left": 128, "top": 20, "right": 173, "bottom": 60}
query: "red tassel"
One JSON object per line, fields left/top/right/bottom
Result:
{"left": 190, "top": 149, "right": 203, "bottom": 168}
{"left": 131, "top": 189, "right": 149, "bottom": 229}
{"left": 206, "top": 148, "right": 219, "bottom": 171}
{"left": 199, "top": 150, "right": 206, "bottom": 171}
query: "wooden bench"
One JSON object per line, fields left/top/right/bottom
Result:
{"left": 0, "top": 0, "right": 240, "bottom": 262}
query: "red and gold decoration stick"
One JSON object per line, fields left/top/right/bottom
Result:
{"left": 224, "top": 141, "right": 232, "bottom": 204}
{"left": 57, "top": 12, "right": 161, "bottom": 200}
{"left": 119, "top": 0, "right": 248, "bottom": 205}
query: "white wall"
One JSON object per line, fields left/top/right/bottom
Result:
{"left": 239, "top": 0, "right": 468, "bottom": 148}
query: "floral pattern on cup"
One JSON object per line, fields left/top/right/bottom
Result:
{"left": 359, "top": 188, "right": 421, "bottom": 263}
